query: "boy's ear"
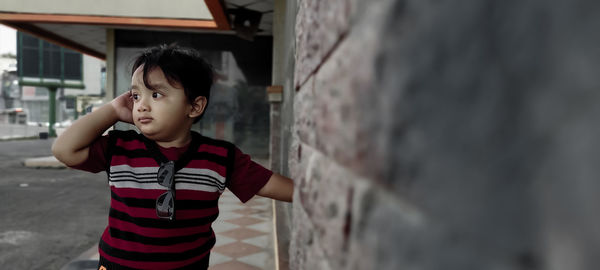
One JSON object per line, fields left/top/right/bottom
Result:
{"left": 189, "top": 96, "right": 207, "bottom": 118}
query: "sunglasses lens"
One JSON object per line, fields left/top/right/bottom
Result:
{"left": 157, "top": 161, "right": 175, "bottom": 187}
{"left": 156, "top": 191, "right": 174, "bottom": 219}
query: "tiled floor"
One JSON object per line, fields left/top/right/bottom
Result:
{"left": 209, "top": 190, "right": 275, "bottom": 270}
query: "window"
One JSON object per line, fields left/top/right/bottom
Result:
{"left": 21, "top": 34, "right": 39, "bottom": 78}
{"left": 64, "top": 50, "right": 82, "bottom": 80}
{"left": 65, "top": 96, "right": 76, "bottom": 109}
{"left": 18, "top": 32, "right": 83, "bottom": 81}
{"left": 43, "top": 42, "right": 61, "bottom": 79}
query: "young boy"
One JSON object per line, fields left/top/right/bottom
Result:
{"left": 52, "top": 45, "right": 293, "bottom": 270}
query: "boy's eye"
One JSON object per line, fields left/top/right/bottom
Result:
{"left": 131, "top": 93, "right": 139, "bottom": 100}
{"left": 152, "top": 92, "right": 163, "bottom": 98}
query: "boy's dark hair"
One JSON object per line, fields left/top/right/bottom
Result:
{"left": 131, "top": 44, "right": 214, "bottom": 122}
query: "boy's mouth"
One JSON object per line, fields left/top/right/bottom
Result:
{"left": 138, "top": 117, "right": 153, "bottom": 124}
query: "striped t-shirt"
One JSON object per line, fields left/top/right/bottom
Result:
{"left": 72, "top": 130, "right": 272, "bottom": 269}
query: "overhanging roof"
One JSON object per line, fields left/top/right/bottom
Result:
{"left": 0, "top": 0, "right": 273, "bottom": 60}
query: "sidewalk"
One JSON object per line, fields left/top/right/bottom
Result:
{"left": 0, "top": 123, "right": 47, "bottom": 140}
{"left": 25, "top": 157, "right": 278, "bottom": 270}
{"left": 23, "top": 156, "right": 66, "bottom": 168}
{"left": 208, "top": 190, "right": 276, "bottom": 269}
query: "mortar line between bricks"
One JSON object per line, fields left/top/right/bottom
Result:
{"left": 296, "top": 31, "right": 349, "bottom": 91}
{"left": 296, "top": 140, "right": 423, "bottom": 220}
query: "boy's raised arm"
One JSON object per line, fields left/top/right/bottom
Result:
{"left": 52, "top": 92, "right": 133, "bottom": 166}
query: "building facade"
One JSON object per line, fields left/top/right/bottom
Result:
{"left": 0, "top": 0, "right": 272, "bottom": 156}
{"left": 0, "top": 56, "right": 18, "bottom": 111}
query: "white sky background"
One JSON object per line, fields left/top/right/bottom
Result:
{"left": 0, "top": 25, "right": 17, "bottom": 55}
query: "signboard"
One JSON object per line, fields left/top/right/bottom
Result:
{"left": 17, "top": 32, "right": 85, "bottom": 137}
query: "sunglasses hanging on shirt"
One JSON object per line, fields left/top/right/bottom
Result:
{"left": 156, "top": 161, "right": 176, "bottom": 220}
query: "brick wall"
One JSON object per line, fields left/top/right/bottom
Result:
{"left": 284, "top": 0, "right": 600, "bottom": 269}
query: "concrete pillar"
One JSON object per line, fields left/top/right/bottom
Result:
{"left": 268, "top": 85, "right": 283, "bottom": 173}
{"left": 271, "top": 0, "right": 296, "bottom": 269}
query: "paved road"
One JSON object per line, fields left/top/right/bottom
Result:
{"left": 0, "top": 138, "right": 109, "bottom": 270}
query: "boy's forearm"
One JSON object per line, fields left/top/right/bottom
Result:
{"left": 52, "top": 104, "right": 119, "bottom": 166}
{"left": 257, "top": 173, "right": 294, "bottom": 202}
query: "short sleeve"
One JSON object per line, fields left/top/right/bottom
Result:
{"left": 227, "top": 147, "right": 273, "bottom": 203}
{"left": 70, "top": 135, "right": 110, "bottom": 173}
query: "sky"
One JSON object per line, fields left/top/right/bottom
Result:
{"left": 0, "top": 25, "right": 17, "bottom": 55}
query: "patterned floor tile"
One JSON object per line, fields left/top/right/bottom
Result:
{"left": 212, "top": 242, "right": 263, "bottom": 258}
{"left": 217, "top": 210, "right": 244, "bottom": 220}
{"left": 214, "top": 235, "right": 237, "bottom": 247}
{"left": 244, "top": 200, "right": 268, "bottom": 207}
{"left": 218, "top": 196, "right": 240, "bottom": 204}
{"left": 208, "top": 252, "right": 232, "bottom": 266}
{"left": 241, "top": 235, "right": 271, "bottom": 248}
{"left": 237, "top": 251, "right": 271, "bottom": 269}
{"left": 212, "top": 220, "right": 240, "bottom": 233}
{"left": 206, "top": 184, "right": 276, "bottom": 269}
{"left": 219, "top": 204, "right": 246, "bottom": 211}
{"left": 219, "top": 227, "right": 266, "bottom": 240}
{"left": 246, "top": 222, "right": 272, "bottom": 233}
{"left": 233, "top": 208, "right": 266, "bottom": 216}
{"left": 209, "top": 260, "right": 261, "bottom": 270}
{"left": 224, "top": 216, "right": 265, "bottom": 226}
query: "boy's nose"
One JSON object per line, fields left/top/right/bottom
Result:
{"left": 137, "top": 98, "right": 150, "bottom": 112}
{"left": 137, "top": 104, "right": 149, "bottom": 112}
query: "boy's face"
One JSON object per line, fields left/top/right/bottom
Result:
{"left": 130, "top": 66, "right": 194, "bottom": 142}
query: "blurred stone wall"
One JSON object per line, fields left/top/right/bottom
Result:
{"left": 283, "top": 0, "right": 600, "bottom": 269}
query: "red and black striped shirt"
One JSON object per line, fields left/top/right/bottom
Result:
{"left": 72, "top": 130, "right": 272, "bottom": 269}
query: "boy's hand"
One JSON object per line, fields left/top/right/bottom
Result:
{"left": 111, "top": 92, "right": 134, "bottom": 124}
{"left": 53, "top": 92, "right": 131, "bottom": 166}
